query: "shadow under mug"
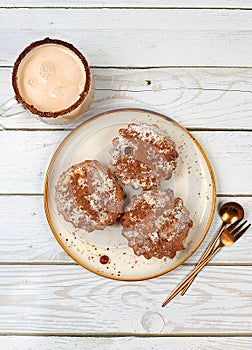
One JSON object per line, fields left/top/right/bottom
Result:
{"left": 0, "top": 38, "right": 94, "bottom": 126}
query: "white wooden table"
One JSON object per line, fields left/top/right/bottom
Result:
{"left": 0, "top": 1, "right": 251, "bottom": 349}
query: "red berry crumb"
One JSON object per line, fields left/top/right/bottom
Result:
{"left": 100, "top": 255, "right": 109, "bottom": 264}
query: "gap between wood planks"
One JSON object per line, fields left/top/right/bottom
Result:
{"left": 1, "top": 127, "right": 252, "bottom": 131}
{"left": 0, "top": 262, "right": 251, "bottom": 266}
{"left": 0, "top": 332, "right": 251, "bottom": 337}
{"left": 0, "top": 7, "right": 252, "bottom": 10}
{"left": 2, "top": 65, "right": 252, "bottom": 69}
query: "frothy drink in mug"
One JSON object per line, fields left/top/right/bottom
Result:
{"left": 12, "top": 38, "right": 94, "bottom": 124}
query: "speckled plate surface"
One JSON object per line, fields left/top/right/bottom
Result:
{"left": 44, "top": 108, "right": 216, "bottom": 280}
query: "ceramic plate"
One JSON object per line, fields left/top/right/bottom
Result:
{"left": 44, "top": 108, "right": 216, "bottom": 280}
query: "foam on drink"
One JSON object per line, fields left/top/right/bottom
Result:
{"left": 18, "top": 44, "right": 86, "bottom": 112}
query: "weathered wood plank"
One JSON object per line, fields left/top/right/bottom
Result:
{"left": 0, "top": 195, "right": 251, "bottom": 263}
{"left": 0, "top": 9, "right": 251, "bottom": 67}
{"left": 0, "top": 130, "right": 68, "bottom": 194}
{"left": 1, "top": 67, "right": 252, "bottom": 130}
{"left": 1, "top": 336, "right": 252, "bottom": 350}
{"left": 1, "top": 1, "right": 252, "bottom": 9}
{"left": 0, "top": 130, "right": 251, "bottom": 194}
{"left": 0, "top": 265, "right": 251, "bottom": 334}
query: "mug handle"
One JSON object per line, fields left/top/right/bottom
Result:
{"left": 0, "top": 97, "right": 25, "bottom": 117}
{"left": 0, "top": 97, "right": 26, "bottom": 130}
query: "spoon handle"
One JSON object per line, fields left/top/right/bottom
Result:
{"left": 162, "top": 245, "right": 223, "bottom": 307}
{"left": 180, "top": 222, "right": 226, "bottom": 296}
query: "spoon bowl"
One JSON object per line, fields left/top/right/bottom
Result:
{"left": 219, "top": 202, "right": 244, "bottom": 225}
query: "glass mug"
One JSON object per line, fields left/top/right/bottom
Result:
{"left": 0, "top": 38, "right": 94, "bottom": 125}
